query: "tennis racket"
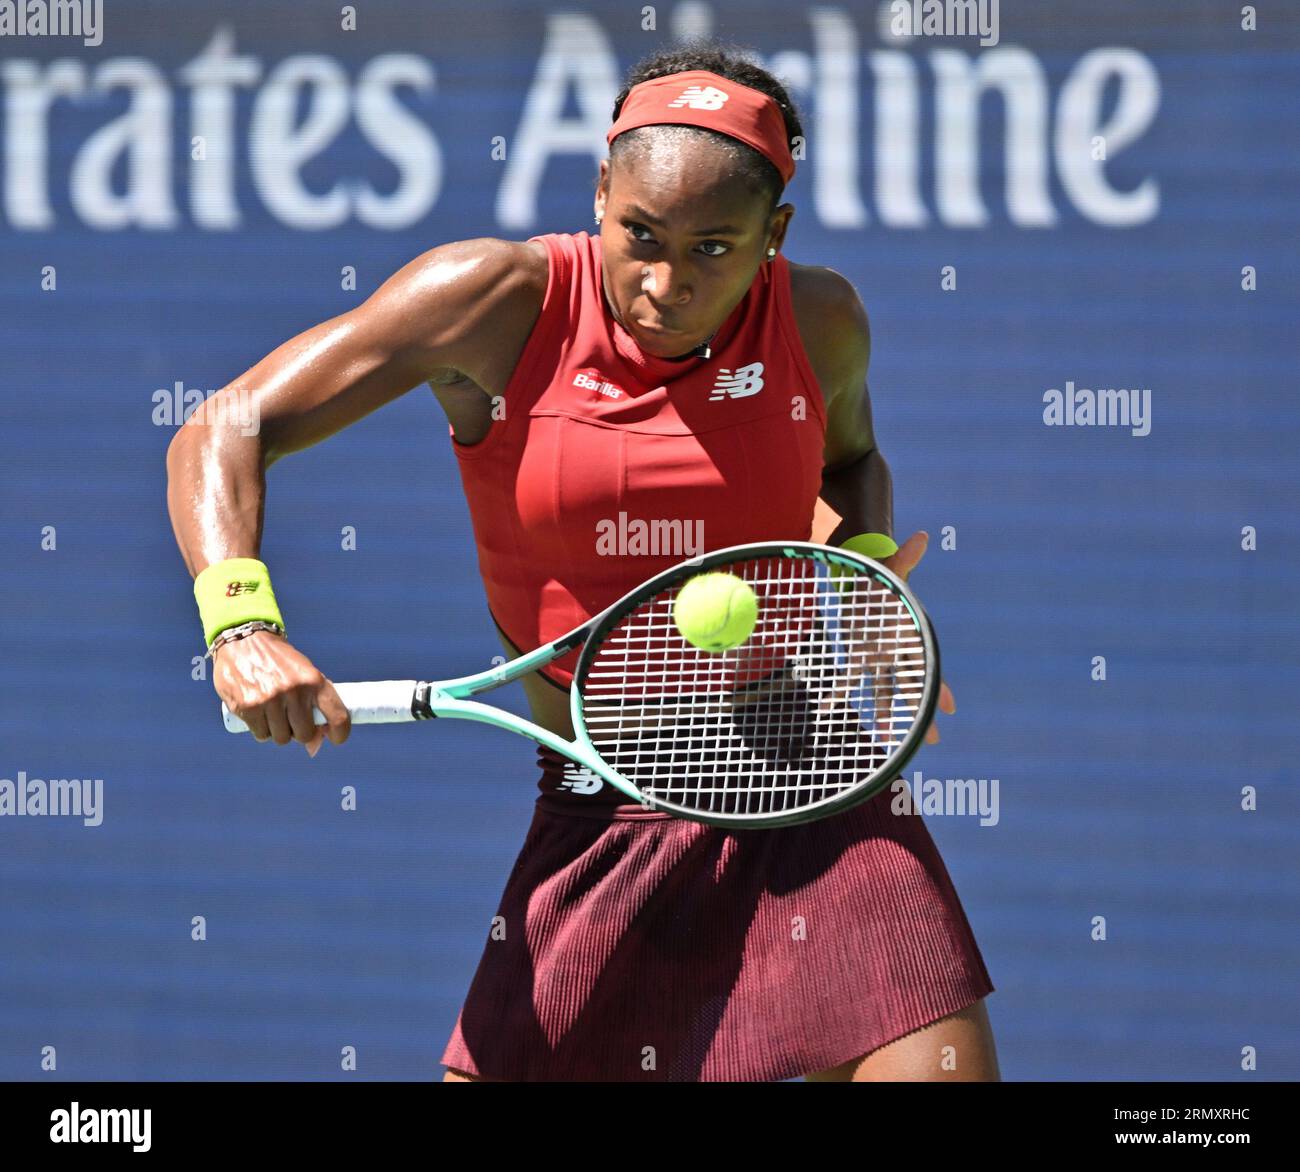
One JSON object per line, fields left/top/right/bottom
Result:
{"left": 221, "top": 541, "right": 940, "bottom": 829}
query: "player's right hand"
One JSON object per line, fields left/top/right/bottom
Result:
{"left": 878, "top": 531, "right": 955, "bottom": 744}
{"left": 213, "top": 630, "right": 351, "bottom": 755}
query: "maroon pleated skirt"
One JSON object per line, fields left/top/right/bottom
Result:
{"left": 440, "top": 754, "right": 994, "bottom": 1082}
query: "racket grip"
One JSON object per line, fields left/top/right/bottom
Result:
{"left": 221, "top": 680, "right": 424, "bottom": 733}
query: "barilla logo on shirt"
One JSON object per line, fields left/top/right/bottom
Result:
{"left": 668, "top": 85, "right": 729, "bottom": 111}
{"left": 573, "top": 370, "right": 625, "bottom": 400}
{"left": 708, "top": 361, "right": 765, "bottom": 401}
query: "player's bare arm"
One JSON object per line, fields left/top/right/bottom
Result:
{"left": 794, "top": 264, "right": 956, "bottom": 743}
{"left": 791, "top": 265, "right": 892, "bottom": 545}
{"left": 165, "top": 237, "right": 544, "bottom": 750}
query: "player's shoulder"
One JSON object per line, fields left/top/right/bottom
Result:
{"left": 787, "top": 262, "right": 870, "bottom": 336}
{"left": 391, "top": 236, "right": 550, "bottom": 345}
{"left": 362, "top": 237, "right": 550, "bottom": 387}
{"left": 399, "top": 235, "right": 548, "bottom": 304}
{"left": 785, "top": 261, "right": 871, "bottom": 382}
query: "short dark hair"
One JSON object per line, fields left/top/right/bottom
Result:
{"left": 609, "top": 39, "right": 803, "bottom": 218}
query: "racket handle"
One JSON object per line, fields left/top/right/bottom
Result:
{"left": 222, "top": 680, "right": 424, "bottom": 733}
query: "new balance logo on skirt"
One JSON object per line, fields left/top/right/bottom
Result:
{"left": 709, "top": 362, "right": 765, "bottom": 400}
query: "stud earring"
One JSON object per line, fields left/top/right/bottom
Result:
{"left": 767, "top": 248, "right": 776, "bottom": 260}
{"left": 595, "top": 215, "right": 603, "bottom": 226}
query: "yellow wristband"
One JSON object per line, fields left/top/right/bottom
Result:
{"left": 193, "top": 557, "right": 286, "bottom": 647}
{"left": 841, "top": 532, "right": 898, "bottom": 560}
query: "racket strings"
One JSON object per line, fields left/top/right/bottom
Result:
{"left": 579, "top": 555, "right": 929, "bottom": 818}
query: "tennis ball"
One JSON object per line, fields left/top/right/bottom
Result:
{"left": 841, "top": 532, "right": 899, "bottom": 561}
{"left": 831, "top": 532, "right": 900, "bottom": 593}
{"left": 672, "top": 572, "right": 758, "bottom": 652}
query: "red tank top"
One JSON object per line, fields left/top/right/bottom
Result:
{"left": 450, "top": 230, "right": 827, "bottom": 813}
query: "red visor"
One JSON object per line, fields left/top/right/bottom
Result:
{"left": 606, "top": 69, "right": 796, "bottom": 186}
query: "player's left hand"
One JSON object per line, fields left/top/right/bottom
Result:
{"left": 878, "top": 531, "right": 956, "bottom": 744}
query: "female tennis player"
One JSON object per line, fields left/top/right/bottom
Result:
{"left": 166, "top": 41, "right": 998, "bottom": 1082}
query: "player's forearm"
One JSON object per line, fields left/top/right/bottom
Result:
{"left": 815, "top": 447, "right": 893, "bottom": 545}
{"left": 165, "top": 416, "right": 269, "bottom": 579}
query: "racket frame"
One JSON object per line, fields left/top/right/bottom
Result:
{"left": 569, "top": 540, "right": 940, "bottom": 827}
{"left": 221, "top": 541, "right": 940, "bottom": 828}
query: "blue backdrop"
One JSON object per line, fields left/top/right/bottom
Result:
{"left": 2, "top": 0, "right": 1297, "bottom": 1080}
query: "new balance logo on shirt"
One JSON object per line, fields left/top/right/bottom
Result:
{"left": 709, "top": 362, "right": 765, "bottom": 401}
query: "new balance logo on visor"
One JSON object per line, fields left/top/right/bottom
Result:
{"left": 668, "top": 85, "right": 729, "bottom": 111}
{"left": 709, "top": 362, "right": 765, "bottom": 401}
